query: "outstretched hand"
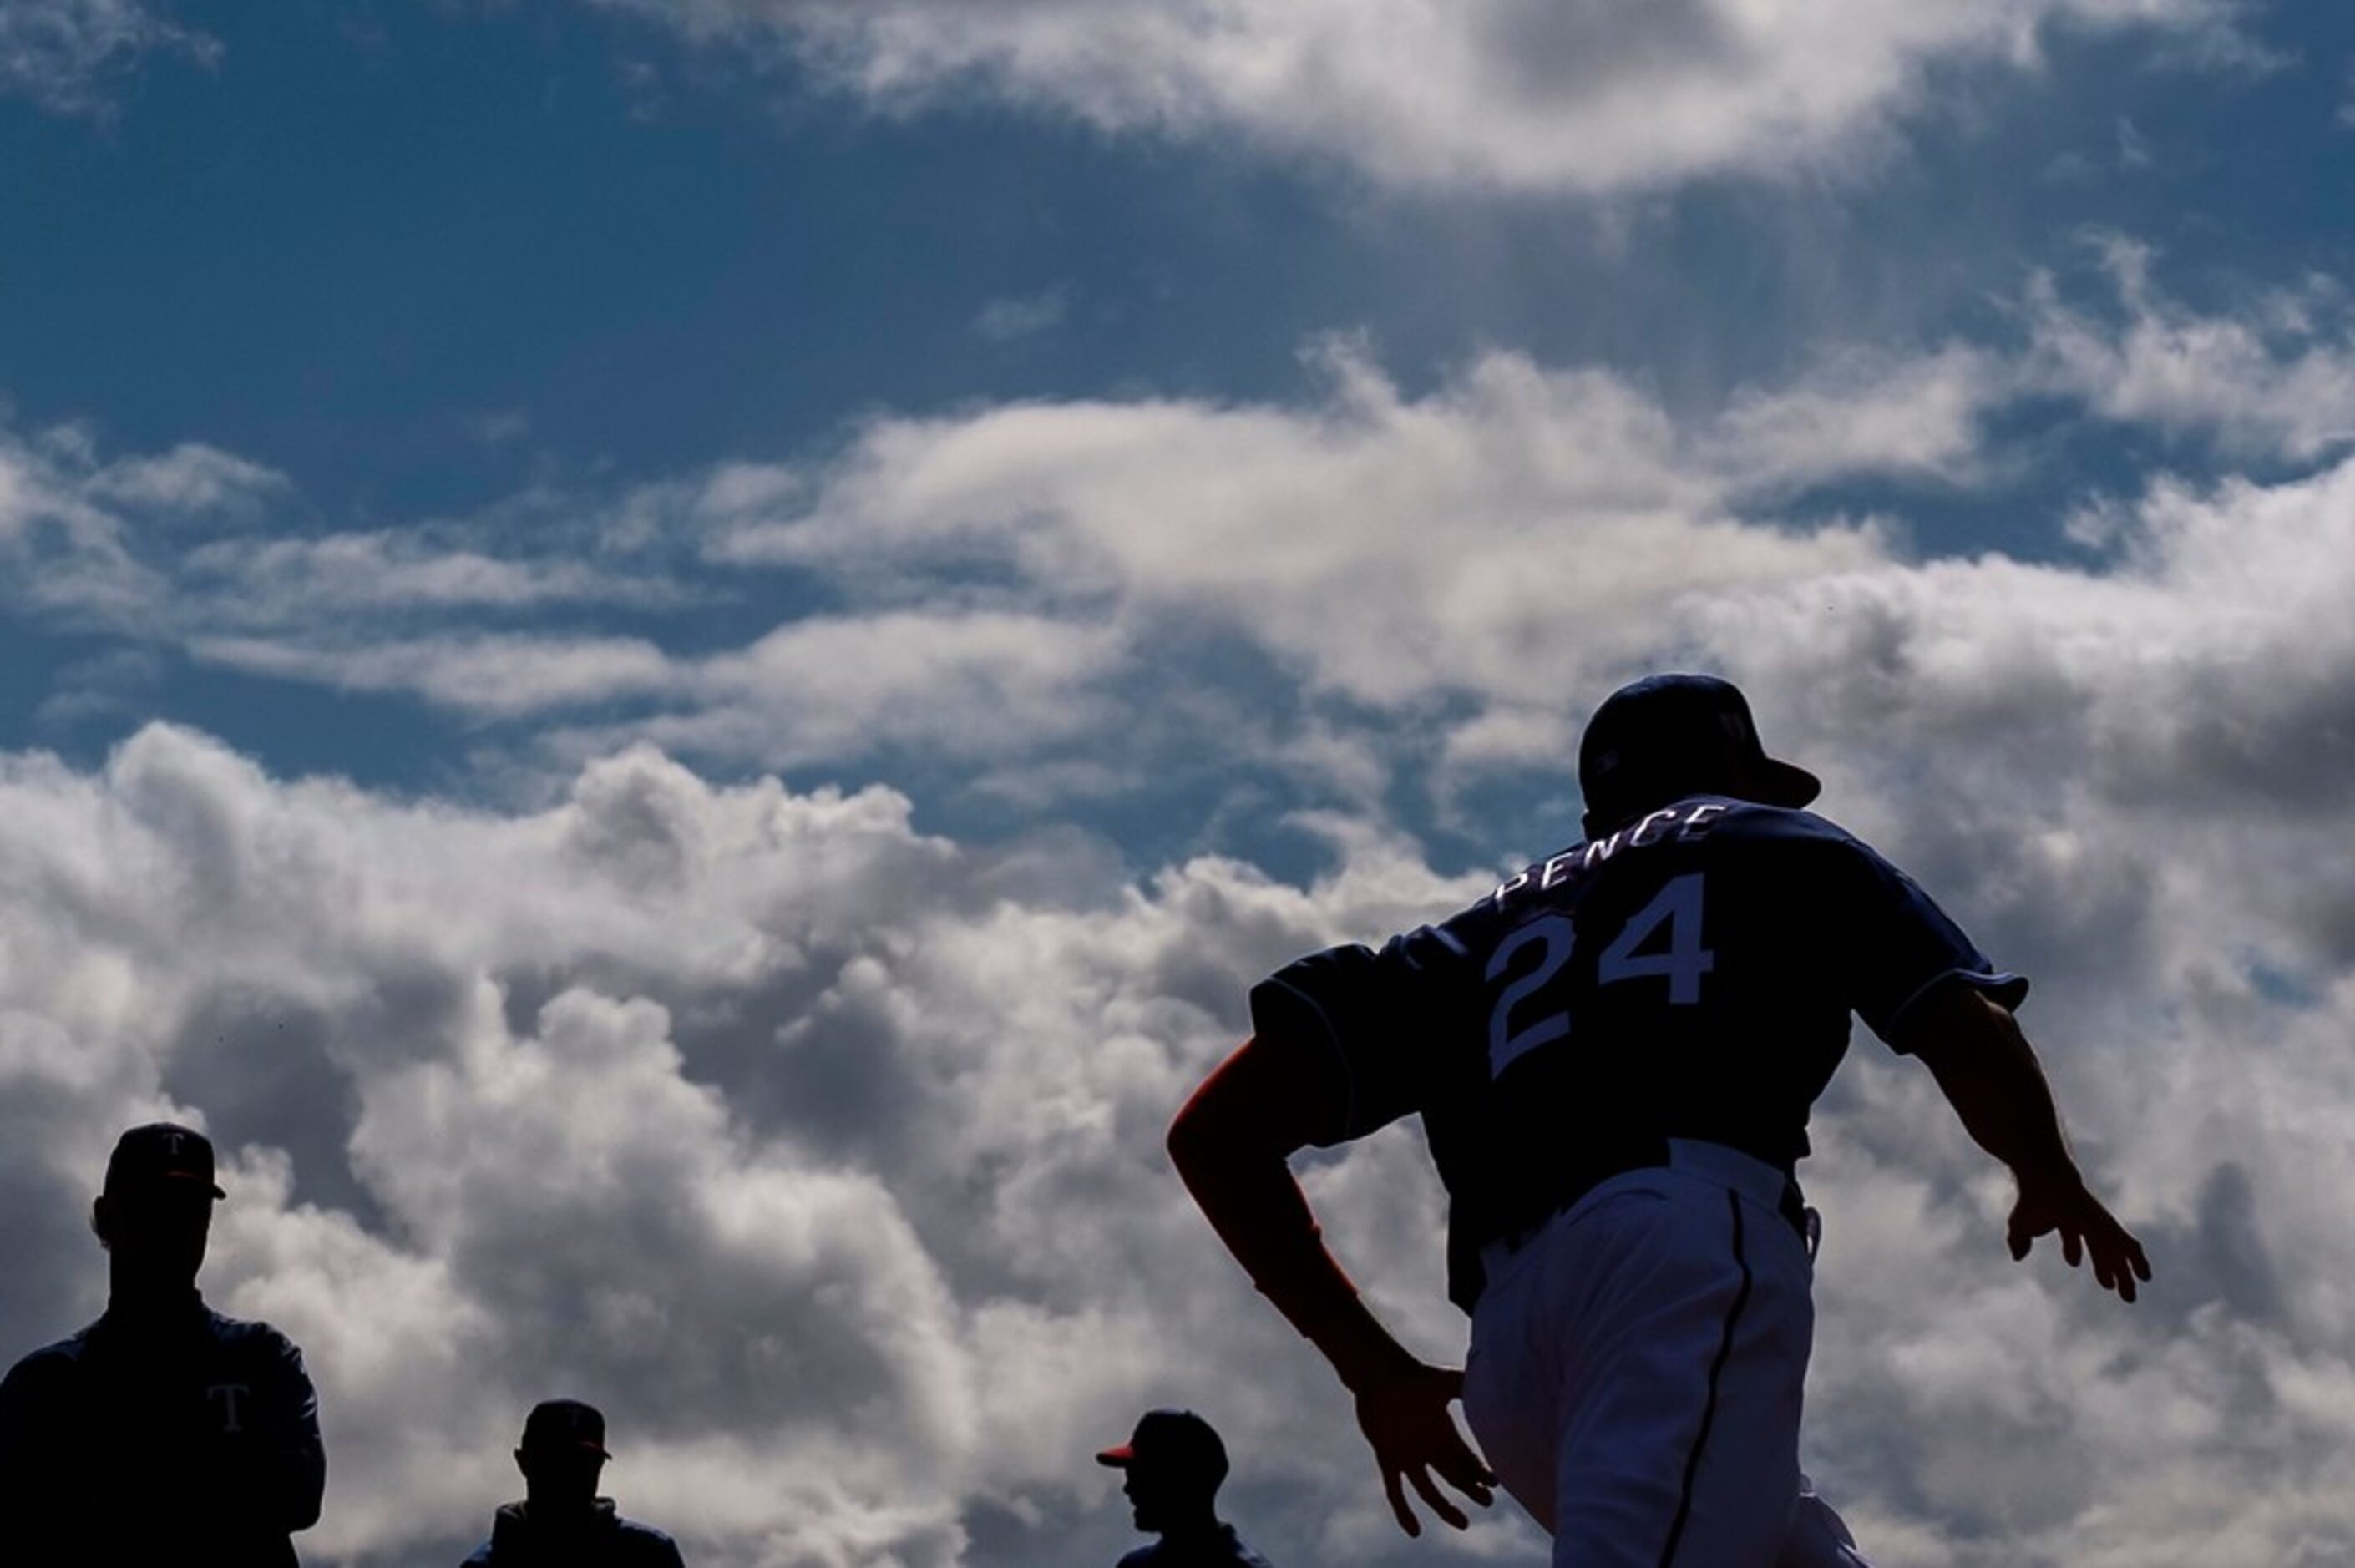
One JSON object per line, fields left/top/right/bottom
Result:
{"left": 1350, "top": 1361, "right": 1496, "bottom": 1537}
{"left": 2008, "top": 1177, "right": 2152, "bottom": 1302}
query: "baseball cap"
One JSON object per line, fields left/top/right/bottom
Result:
{"left": 1096, "top": 1409, "right": 1228, "bottom": 1485}
{"left": 103, "top": 1123, "right": 226, "bottom": 1201}
{"left": 520, "top": 1399, "right": 611, "bottom": 1459}
{"left": 1578, "top": 674, "right": 1820, "bottom": 818}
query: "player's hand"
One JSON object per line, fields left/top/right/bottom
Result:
{"left": 1349, "top": 1360, "right": 1496, "bottom": 1537}
{"left": 2008, "top": 1176, "right": 2152, "bottom": 1302}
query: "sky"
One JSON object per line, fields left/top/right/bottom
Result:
{"left": 3, "top": 1, "right": 2354, "bottom": 1564}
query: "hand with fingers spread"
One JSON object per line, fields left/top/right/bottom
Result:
{"left": 2008, "top": 1176, "right": 2154, "bottom": 1302}
{"left": 1348, "top": 1360, "right": 1495, "bottom": 1538}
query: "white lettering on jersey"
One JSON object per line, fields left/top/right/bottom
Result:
{"left": 1490, "top": 801, "right": 1734, "bottom": 906}
{"left": 1627, "top": 808, "right": 1682, "bottom": 847}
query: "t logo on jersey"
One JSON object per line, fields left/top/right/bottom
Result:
{"left": 208, "top": 1383, "right": 251, "bottom": 1434}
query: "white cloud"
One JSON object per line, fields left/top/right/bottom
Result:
{"left": 711, "top": 344, "right": 1894, "bottom": 719}
{"left": 2023, "top": 238, "right": 2355, "bottom": 460}
{"left": 84, "top": 441, "right": 290, "bottom": 518}
{"left": 0, "top": 725, "right": 1495, "bottom": 1565}
{"left": 13, "top": 245, "right": 2355, "bottom": 808}
{"left": 8, "top": 493, "right": 2355, "bottom": 1563}
{"left": 7, "top": 311, "right": 2355, "bottom": 1568}
{"left": 0, "top": 0, "right": 218, "bottom": 117}
{"left": 181, "top": 530, "right": 693, "bottom": 617}
{"left": 575, "top": 0, "right": 2246, "bottom": 193}
{"left": 972, "top": 289, "right": 1070, "bottom": 343}
{"left": 187, "top": 633, "right": 681, "bottom": 718}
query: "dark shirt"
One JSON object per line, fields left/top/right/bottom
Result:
{"left": 1252, "top": 797, "right": 2025, "bottom": 1308}
{"left": 463, "top": 1498, "right": 686, "bottom": 1567}
{"left": 0, "top": 1290, "right": 325, "bottom": 1565}
{"left": 1117, "top": 1522, "right": 1274, "bottom": 1567}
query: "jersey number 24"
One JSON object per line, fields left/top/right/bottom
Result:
{"left": 1484, "top": 873, "right": 1715, "bottom": 1077}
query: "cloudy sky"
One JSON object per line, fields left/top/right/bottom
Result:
{"left": 4, "top": 2, "right": 2354, "bottom": 1564}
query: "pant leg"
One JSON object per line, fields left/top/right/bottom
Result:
{"left": 1466, "top": 1169, "right": 1820, "bottom": 1568}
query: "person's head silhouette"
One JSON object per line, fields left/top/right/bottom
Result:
{"left": 89, "top": 1122, "right": 225, "bottom": 1301}
{"left": 1576, "top": 672, "right": 1820, "bottom": 838}
{"left": 465, "top": 1399, "right": 685, "bottom": 1565}
{"left": 1097, "top": 1408, "right": 1228, "bottom": 1535}
{"left": 514, "top": 1399, "right": 611, "bottom": 1517}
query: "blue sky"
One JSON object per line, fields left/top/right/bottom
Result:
{"left": 6, "top": 3, "right": 2355, "bottom": 1565}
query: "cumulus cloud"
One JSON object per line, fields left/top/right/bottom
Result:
{"left": 0, "top": 0, "right": 218, "bottom": 117}
{"left": 0, "top": 725, "right": 1502, "bottom": 1565}
{"left": 15, "top": 303, "right": 2355, "bottom": 1561}
{"left": 8, "top": 461, "right": 2355, "bottom": 1564}
{"left": 570, "top": 0, "right": 2247, "bottom": 193}
{"left": 17, "top": 245, "right": 2355, "bottom": 805}
{"left": 2023, "top": 237, "right": 2355, "bottom": 460}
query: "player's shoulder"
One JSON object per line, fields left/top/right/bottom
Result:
{"left": 1700, "top": 797, "right": 1857, "bottom": 843}
{"left": 613, "top": 1513, "right": 684, "bottom": 1560}
{"left": 1, "top": 1323, "right": 100, "bottom": 1393}
{"left": 200, "top": 1307, "right": 311, "bottom": 1372}
{"left": 1694, "top": 798, "right": 1893, "bottom": 869}
{"left": 1115, "top": 1545, "right": 1162, "bottom": 1568}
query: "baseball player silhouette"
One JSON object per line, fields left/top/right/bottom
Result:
{"left": 0, "top": 1122, "right": 326, "bottom": 1565}
{"left": 1168, "top": 674, "right": 2150, "bottom": 1565}
{"left": 1096, "top": 1408, "right": 1274, "bottom": 1567}
{"left": 461, "top": 1399, "right": 686, "bottom": 1567}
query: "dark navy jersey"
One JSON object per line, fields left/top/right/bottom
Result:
{"left": 463, "top": 1499, "right": 687, "bottom": 1567}
{"left": 1117, "top": 1523, "right": 1275, "bottom": 1567}
{"left": 0, "top": 1292, "right": 325, "bottom": 1565}
{"left": 1249, "top": 797, "right": 2024, "bottom": 1310}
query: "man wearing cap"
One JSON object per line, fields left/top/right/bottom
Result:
{"left": 1096, "top": 1409, "right": 1273, "bottom": 1567}
{"left": 0, "top": 1121, "right": 326, "bottom": 1565}
{"left": 1167, "top": 673, "right": 2151, "bottom": 1565}
{"left": 463, "top": 1398, "right": 686, "bottom": 1566}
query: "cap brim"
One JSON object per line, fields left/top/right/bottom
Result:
{"left": 136, "top": 1171, "right": 226, "bottom": 1200}
{"left": 1757, "top": 758, "right": 1821, "bottom": 810}
{"left": 1095, "top": 1444, "right": 1135, "bottom": 1468}
{"left": 1742, "top": 753, "right": 1808, "bottom": 805}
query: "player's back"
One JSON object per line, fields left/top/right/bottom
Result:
{"left": 1443, "top": 795, "right": 1868, "bottom": 1161}
{"left": 1249, "top": 791, "right": 2020, "bottom": 1309}
{"left": 1421, "top": 795, "right": 2015, "bottom": 1277}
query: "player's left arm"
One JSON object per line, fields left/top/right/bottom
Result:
{"left": 1167, "top": 1033, "right": 1495, "bottom": 1538}
{"left": 247, "top": 1333, "right": 327, "bottom": 1530}
{"left": 1897, "top": 983, "right": 2152, "bottom": 1302}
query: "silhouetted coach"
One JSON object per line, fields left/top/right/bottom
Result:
{"left": 1098, "top": 1409, "right": 1274, "bottom": 1567}
{"left": 463, "top": 1399, "right": 685, "bottom": 1567}
{"left": 0, "top": 1122, "right": 325, "bottom": 1565}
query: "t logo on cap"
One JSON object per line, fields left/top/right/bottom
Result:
{"left": 104, "top": 1122, "right": 226, "bottom": 1201}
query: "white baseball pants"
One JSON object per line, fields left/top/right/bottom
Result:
{"left": 1461, "top": 1140, "right": 1874, "bottom": 1568}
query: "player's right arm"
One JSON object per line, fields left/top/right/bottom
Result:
{"left": 1896, "top": 983, "right": 2152, "bottom": 1302}
{"left": 1167, "top": 1031, "right": 1495, "bottom": 1539}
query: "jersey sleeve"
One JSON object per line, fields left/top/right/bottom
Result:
{"left": 1820, "top": 835, "right": 2028, "bottom": 1048}
{"left": 1248, "top": 925, "right": 1468, "bottom": 1141}
{"left": 263, "top": 1334, "right": 327, "bottom": 1530}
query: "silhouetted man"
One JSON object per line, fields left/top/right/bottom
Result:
{"left": 463, "top": 1398, "right": 685, "bottom": 1566}
{"left": 1097, "top": 1408, "right": 1274, "bottom": 1567}
{"left": 1171, "top": 674, "right": 2150, "bottom": 1565}
{"left": 0, "top": 1121, "right": 326, "bottom": 1565}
